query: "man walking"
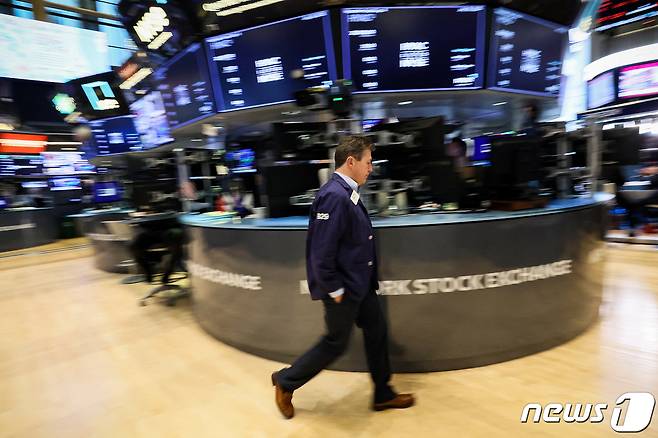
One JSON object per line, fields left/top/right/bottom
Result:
{"left": 271, "top": 136, "right": 415, "bottom": 419}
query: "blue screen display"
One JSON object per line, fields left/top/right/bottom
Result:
{"left": 0, "top": 155, "right": 44, "bottom": 177}
{"left": 341, "top": 6, "right": 486, "bottom": 93}
{"left": 154, "top": 43, "right": 216, "bottom": 129}
{"left": 587, "top": 71, "right": 616, "bottom": 109}
{"left": 49, "top": 177, "right": 81, "bottom": 191}
{"left": 471, "top": 136, "right": 491, "bottom": 161}
{"left": 94, "top": 181, "right": 122, "bottom": 203}
{"left": 0, "top": 13, "right": 110, "bottom": 83}
{"left": 488, "top": 8, "right": 567, "bottom": 97}
{"left": 205, "top": 11, "right": 337, "bottom": 111}
{"left": 130, "top": 91, "right": 175, "bottom": 149}
{"left": 88, "top": 115, "right": 144, "bottom": 156}
{"left": 41, "top": 152, "right": 95, "bottom": 176}
{"left": 226, "top": 148, "right": 255, "bottom": 173}
{"left": 362, "top": 119, "right": 384, "bottom": 131}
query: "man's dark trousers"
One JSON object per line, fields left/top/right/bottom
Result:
{"left": 276, "top": 290, "right": 395, "bottom": 404}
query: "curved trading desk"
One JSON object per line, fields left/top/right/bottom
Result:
{"left": 0, "top": 208, "right": 58, "bottom": 252}
{"left": 69, "top": 208, "right": 134, "bottom": 273}
{"left": 182, "top": 193, "right": 613, "bottom": 372}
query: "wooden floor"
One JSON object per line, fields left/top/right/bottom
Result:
{"left": 1, "top": 241, "right": 657, "bottom": 437}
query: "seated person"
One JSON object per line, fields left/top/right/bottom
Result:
{"left": 129, "top": 183, "right": 188, "bottom": 284}
{"left": 0, "top": 184, "right": 14, "bottom": 209}
{"left": 617, "top": 165, "right": 658, "bottom": 236}
{"left": 445, "top": 138, "right": 475, "bottom": 180}
{"left": 640, "top": 165, "right": 658, "bottom": 186}
{"left": 129, "top": 219, "right": 185, "bottom": 284}
{"left": 11, "top": 187, "right": 35, "bottom": 208}
{"left": 216, "top": 178, "right": 254, "bottom": 218}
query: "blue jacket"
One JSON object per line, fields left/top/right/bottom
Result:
{"left": 306, "top": 173, "right": 379, "bottom": 301}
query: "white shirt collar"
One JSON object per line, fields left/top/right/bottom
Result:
{"left": 335, "top": 171, "right": 358, "bottom": 192}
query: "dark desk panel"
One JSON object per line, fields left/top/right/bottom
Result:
{"left": 182, "top": 194, "right": 612, "bottom": 372}
{"left": 70, "top": 209, "right": 133, "bottom": 273}
{"left": 0, "top": 208, "right": 57, "bottom": 252}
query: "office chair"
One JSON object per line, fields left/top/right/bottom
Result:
{"left": 102, "top": 220, "right": 145, "bottom": 284}
{"left": 104, "top": 220, "right": 188, "bottom": 306}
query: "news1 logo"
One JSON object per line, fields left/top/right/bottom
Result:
{"left": 81, "top": 81, "right": 120, "bottom": 111}
{"left": 521, "top": 392, "right": 655, "bottom": 433}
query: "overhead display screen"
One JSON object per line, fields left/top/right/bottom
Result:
{"left": 341, "top": 6, "right": 486, "bottom": 93}
{"left": 88, "top": 116, "right": 144, "bottom": 157}
{"left": 41, "top": 152, "right": 95, "bottom": 176}
{"left": 0, "top": 155, "right": 43, "bottom": 177}
{"left": 488, "top": 8, "right": 567, "bottom": 97}
{"left": 618, "top": 61, "right": 658, "bottom": 99}
{"left": 154, "top": 43, "right": 216, "bottom": 129}
{"left": 587, "top": 71, "right": 616, "bottom": 109}
{"left": 205, "top": 11, "right": 337, "bottom": 111}
{"left": 596, "top": 0, "right": 658, "bottom": 32}
{"left": 49, "top": 177, "right": 82, "bottom": 191}
{"left": 67, "top": 71, "right": 131, "bottom": 120}
{"left": 129, "top": 91, "right": 175, "bottom": 149}
{"left": 0, "top": 14, "right": 109, "bottom": 83}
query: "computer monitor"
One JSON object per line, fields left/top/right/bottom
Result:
{"left": 487, "top": 135, "right": 541, "bottom": 199}
{"left": 21, "top": 181, "right": 49, "bottom": 189}
{"left": 272, "top": 122, "right": 329, "bottom": 160}
{"left": 363, "top": 119, "right": 384, "bottom": 132}
{"left": 471, "top": 136, "right": 491, "bottom": 161}
{"left": 376, "top": 116, "right": 446, "bottom": 161}
{"left": 129, "top": 179, "right": 180, "bottom": 213}
{"left": 225, "top": 148, "right": 256, "bottom": 174}
{"left": 93, "top": 181, "right": 122, "bottom": 204}
{"left": 261, "top": 162, "right": 326, "bottom": 217}
{"left": 602, "top": 127, "right": 641, "bottom": 165}
{"left": 426, "top": 161, "right": 461, "bottom": 204}
{"left": 48, "top": 177, "right": 82, "bottom": 191}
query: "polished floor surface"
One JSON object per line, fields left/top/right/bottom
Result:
{"left": 1, "top": 241, "right": 657, "bottom": 437}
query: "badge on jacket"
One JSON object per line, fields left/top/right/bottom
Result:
{"left": 350, "top": 190, "right": 359, "bottom": 205}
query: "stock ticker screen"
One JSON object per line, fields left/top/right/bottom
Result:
{"left": 488, "top": 8, "right": 567, "bottom": 97}
{"left": 88, "top": 116, "right": 143, "bottom": 156}
{"left": 618, "top": 61, "right": 658, "bottom": 99}
{"left": 341, "top": 6, "right": 486, "bottom": 92}
{"left": 153, "top": 43, "right": 216, "bottom": 129}
{"left": 205, "top": 11, "right": 337, "bottom": 111}
{"left": 596, "top": 0, "right": 658, "bottom": 32}
{"left": 0, "top": 155, "right": 43, "bottom": 177}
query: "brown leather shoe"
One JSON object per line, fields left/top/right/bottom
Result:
{"left": 271, "top": 372, "right": 294, "bottom": 419}
{"left": 373, "top": 393, "right": 415, "bottom": 411}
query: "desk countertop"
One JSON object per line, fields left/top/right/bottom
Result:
{"left": 181, "top": 193, "right": 614, "bottom": 231}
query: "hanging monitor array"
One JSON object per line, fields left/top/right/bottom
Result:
{"left": 83, "top": 5, "right": 570, "bottom": 148}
